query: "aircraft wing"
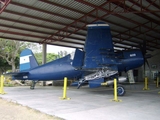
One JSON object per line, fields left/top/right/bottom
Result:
{"left": 6, "top": 71, "right": 28, "bottom": 75}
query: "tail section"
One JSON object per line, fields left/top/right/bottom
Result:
{"left": 20, "top": 48, "right": 38, "bottom": 71}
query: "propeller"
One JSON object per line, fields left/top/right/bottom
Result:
{"left": 139, "top": 40, "right": 151, "bottom": 74}
{"left": 139, "top": 39, "right": 160, "bottom": 79}
{"left": 140, "top": 40, "right": 160, "bottom": 61}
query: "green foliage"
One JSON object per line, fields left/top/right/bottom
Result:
{"left": 0, "top": 39, "right": 21, "bottom": 72}
{"left": 47, "top": 53, "right": 58, "bottom": 62}
{"left": 0, "top": 59, "right": 11, "bottom": 73}
{"left": 34, "top": 53, "right": 59, "bottom": 65}
{"left": 4, "top": 76, "right": 15, "bottom": 87}
{"left": 34, "top": 53, "right": 42, "bottom": 65}
{"left": 0, "top": 38, "right": 42, "bottom": 72}
{"left": 0, "top": 38, "right": 68, "bottom": 72}
{"left": 4, "top": 83, "right": 15, "bottom": 87}
{"left": 57, "top": 50, "right": 68, "bottom": 58}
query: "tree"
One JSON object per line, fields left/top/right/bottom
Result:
{"left": 0, "top": 39, "right": 41, "bottom": 72}
{"left": 0, "top": 38, "right": 68, "bottom": 72}
{"left": 57, "top": 50, "right": 68, "bottom": 58}
{"left": 0, "top": 39, "right": 21, "bottom": 72}
{"left": 0, "top": 59, "right": 11, "bottom": 73}
{"left": 34, "top": 52, "right": 58, "bottom": 65}
{"left": 47, "top": 53, "right": 58, "bottom": 62}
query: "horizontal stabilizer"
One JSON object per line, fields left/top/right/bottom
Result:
{"left": 9, "top": 71, "right": 29, "bottom": 80}
{"left": 9, "top": 71, "right": 29, "bottom": 76}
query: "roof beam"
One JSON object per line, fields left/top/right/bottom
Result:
{"left": 10, "top": 1, "right": 82, "bottom": 22}
{"left": 5, "top": 1, "right": 158, "bottom": 47}
{"left": 108, "top": 0, "right": 160, "bottom": 13}
{"left": 114, "top": 21, "right": 160, "bottom": 44}
{"left": 41, "top": 1, "right": 120, "bottom": 43}
{"left": 0, "top": 36, "right": 83, "bottom": 49}
{"left": 113, "top": 1, "right": 160, "bottom": 26}
{"left": 0, "top": 23, "right": 85, "bottom": 41}
{"left": 0, "top": 0, "right": 11, "bottom": 14}
{"left": 0, "top": 16, "right": 55, "bottom": 30}
{"left": 77, "top": 0, "right": 160, "bottom": 49}
{"left": 0, "top": 12, "right": 158, "bottom": 49}
{"left": 0, "top": 29, "right": 84, "bottom": 45}
{"left": 128, "top": 0, "right": 160, "bottom": 19}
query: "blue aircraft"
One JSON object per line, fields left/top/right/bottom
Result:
{"left": 11, "top": 22, "right": 147, "bottom": 96}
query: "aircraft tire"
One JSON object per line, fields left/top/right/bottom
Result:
{"left": 117, "top": 85, "right": 125, "bottom": 96}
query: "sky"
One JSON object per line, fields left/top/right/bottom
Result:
{"left": 47, "top": 45, "right": 75, "bottom": 54}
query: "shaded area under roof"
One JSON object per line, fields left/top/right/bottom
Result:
{"left": 0, "top": 0, "right": 160, "bottom": 51}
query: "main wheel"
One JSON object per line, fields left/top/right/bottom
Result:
{"left": 117, "top": 85, "right": 125, "bottom": 96}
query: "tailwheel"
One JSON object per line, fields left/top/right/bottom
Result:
{"left": 117, "top": 84, "right": 125, "bottom": 96}
{"left": 30, "top": 80, "right": 38, "bottom": 90}
{"left": 30, "top": 86, "right": 34, "bottom": 90}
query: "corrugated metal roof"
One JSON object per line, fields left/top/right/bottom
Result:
{"left": 0, "top": 0, "right": 159, "bottom": 50}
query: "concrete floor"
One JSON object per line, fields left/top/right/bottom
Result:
{"left": 0, "top": 83, "right": 160, "bottom": 120}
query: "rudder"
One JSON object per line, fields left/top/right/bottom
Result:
{"left": 20, "top": 48, "right": 38, "bottom": 71}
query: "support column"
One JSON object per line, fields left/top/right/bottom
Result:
{"left": 112, "top": 78, "right": 121, "bottom": 102}
{"left": 0, "top": 75, "right": 6, "bottom": 94}
{"left": 60, "top": 77, "right": 70, "bottom": 100}
{"left": 143, "top": 77, "right": 149, "bottom": 90}
{"left": 42, "top": 43, "right": 47, "bottom": 86}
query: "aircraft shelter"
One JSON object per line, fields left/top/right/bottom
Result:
{"left": 0, "top": 0, "right": 160, "bottom": 120}
{"left": 0, "top": 0, "right": 159, "bottom": 51}
{"left": 0, "top": 0, "right": 160, "bottom": 81}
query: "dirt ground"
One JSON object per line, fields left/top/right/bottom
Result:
{"left": 0, "top": 98, "right": 63, "bottom": 120}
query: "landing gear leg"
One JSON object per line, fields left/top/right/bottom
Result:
{"left": 21, "top": 80, "right": 25, "bottom": 84}
{"left": 30, "top": 81, "right": 38, "bottom": 90}
{"left": 117, "top": 84, "right": 125, "bottom": 96}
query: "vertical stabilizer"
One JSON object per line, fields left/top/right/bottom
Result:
{"left": 83, "top": 22, "right": 115, "bottom": 69}
{"left": 20, "top": 48, "right": 38, "bottom": 71}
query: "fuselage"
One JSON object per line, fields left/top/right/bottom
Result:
{"left": 28, "top": 60, "right": 82, "bottom": 80}
{"left": 14, "top": 55, "right": 82, "bottom": 81}
{"left": 14, "top": 49, "right": 144, "bottom": 81}
{"left": 116, "top": 49, "right": 144, "bottom": 72}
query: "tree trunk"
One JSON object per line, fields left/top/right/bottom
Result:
{"left": 11, "top": 62, "right": 16, "bottom": 72}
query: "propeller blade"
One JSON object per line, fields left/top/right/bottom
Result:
{"left": 139, "top": 40, "right": 147, "bottom": 57}
{"left": 145, "top": 59, "right": 150, "bottom": 70}
{"left": 151, "top": 52, "right": 160, "bottom": 57}
{"left": 143, "top": 41, "right": 146, "bottom": 55}
{"left": 144, "top": 58, "right": 146, "bottom": 73}
{"left": 145, "top": 54, "right": 152, "bottom": 59}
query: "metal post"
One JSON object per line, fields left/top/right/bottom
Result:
{"left": 112, "top": 78, "right": 121, "bottom": 102}
{"left": 143, "top": 77, "right": 149, "bottom": 90}
{"left": 60, "top": 77, "right": 70, "bottom": 100}
{"left": 42, "top": 44, "right": 46, "bottom": 86}
{"left": 0, "top": 75, "right": 6, "bottom": 94}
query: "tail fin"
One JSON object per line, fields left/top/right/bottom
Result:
{"left": 20, "top": 48, "right": 38, "bottom": 71}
